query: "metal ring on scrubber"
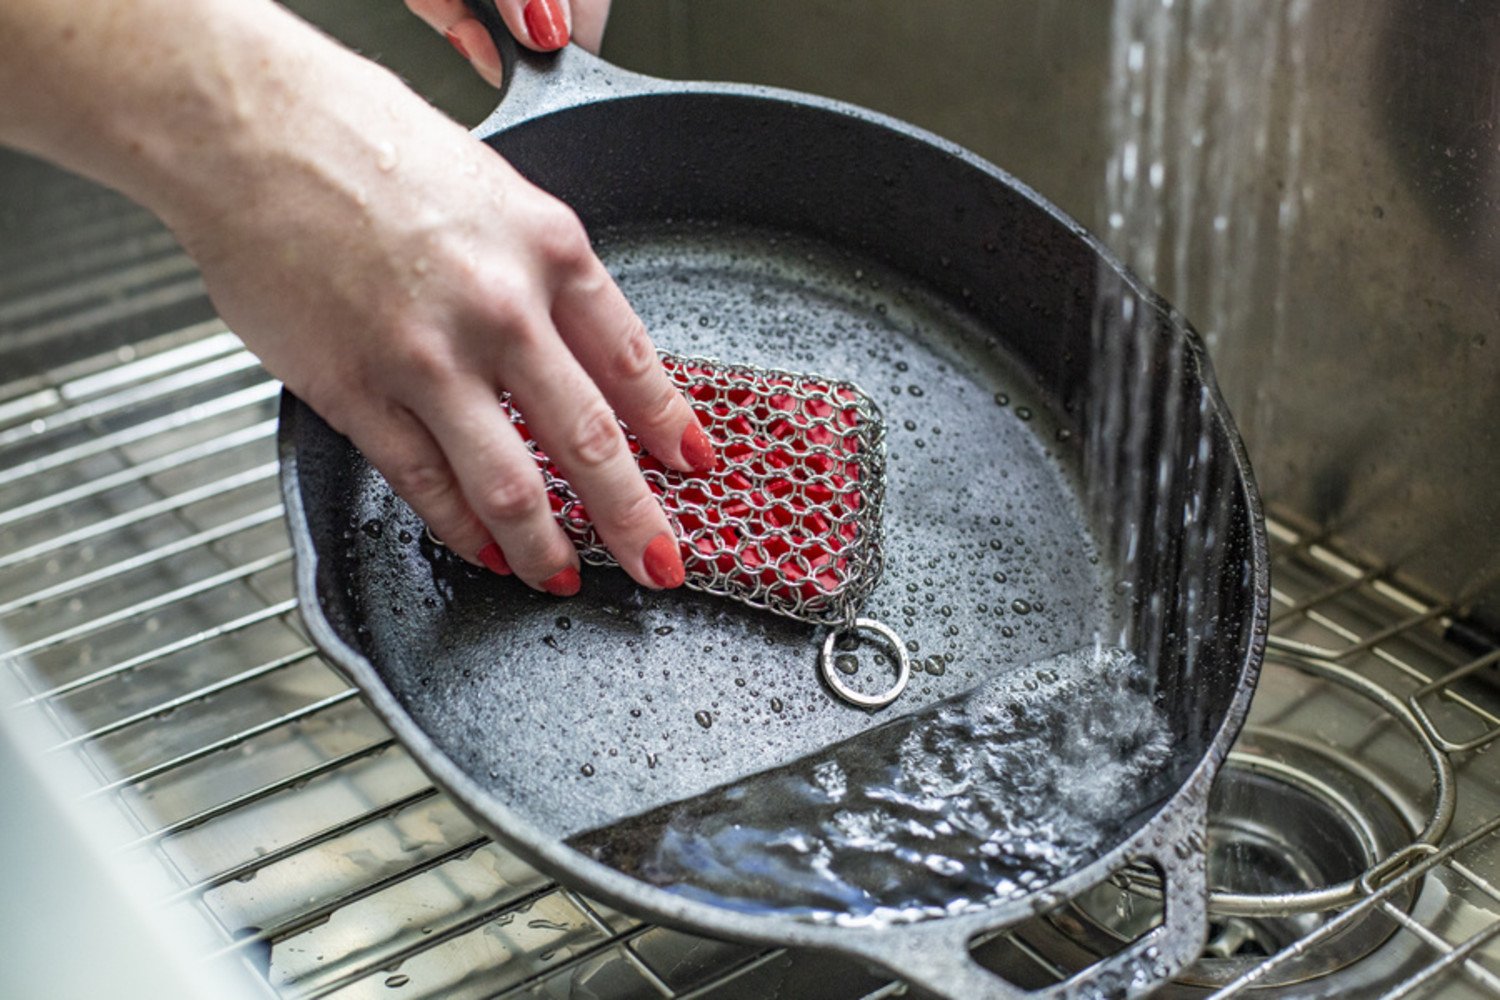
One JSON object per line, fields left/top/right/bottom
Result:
{"left": 819, "top": 618, "right": 910, "bottom": 709}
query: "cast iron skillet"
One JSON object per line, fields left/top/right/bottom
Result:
{"left": 278, "top": 29, "right": 1269, "bottom": 999}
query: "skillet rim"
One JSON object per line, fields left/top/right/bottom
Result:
{"left": 277, "top": 77, "right": 1270, "bottom": 989}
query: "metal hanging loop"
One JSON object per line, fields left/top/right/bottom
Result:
{"left": 819, "top": 618, "right": 910, "bottom": 709}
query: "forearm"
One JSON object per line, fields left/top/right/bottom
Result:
{"left": 0, "top": 0, "right": 411, "bottom": 234}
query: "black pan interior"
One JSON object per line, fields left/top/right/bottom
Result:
{"left": 289, "top": 93, "right": 1257, "bottom": 877}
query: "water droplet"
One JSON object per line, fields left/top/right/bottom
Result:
{"left": 770, "top": 697, "right": 784, "bottom": 713}
{"left": 694, "top": 710, "right": 713, "bottom": 729}
{"left": 1015, "top": 407, "right": 1033, "bottom": 421}
{"left": 376, "top": 141, "right": 399, "bottom": 172}
{"left": 384, "top": 974, "right": 409, "bottom": 988}
{"left": 580, "top": 763, "right": 595, "bottom": 777}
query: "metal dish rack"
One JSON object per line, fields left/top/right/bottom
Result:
{"left": 2, "top": 196, "right": 1499, "bottom": 999}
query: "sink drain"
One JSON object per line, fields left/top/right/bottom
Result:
{"left": 1202, "top": 758, "right": 1389, "bottom": 957}
{"left": 1049, "top": 740, "right": 1420, "bottom": 988}
{"left": 1010, "top": 647, "right": 1463, "bottom": 992}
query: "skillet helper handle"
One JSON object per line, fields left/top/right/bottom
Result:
{"left": 461, "top": 0, "right": 651, "bottom": 137}
{"left": 886, "top": 797, "right": 1211, "bottom": 1000}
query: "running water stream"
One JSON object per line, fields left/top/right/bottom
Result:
{"left": 1088, "top": 0, "right": 1307, "bottom": 696}
{"left": 1096, "top": 0, "right": 1310, "bottom": 455}
{"left": 1088, "top": 0, "right": 1309, "bottom": 901}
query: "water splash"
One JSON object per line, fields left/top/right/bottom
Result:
{"left": 572, "top": 645, "right": 1176, "bottom": 925}
{"left": 1088, "top": 0, "right": 1306, "bottom": 715}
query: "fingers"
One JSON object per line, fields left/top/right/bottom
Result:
{"left": 404, "top": 0, "right": 576, "bottom": 89}
{"left": 552, "top": 254, "right": 715, "bottom": 477}
{"left": 493, "top": 0, "right": 571, "bottom": 51}
{"left": 340, "top": 402, "right": 504, "bottom": 573}
{"left": 404, "top": 0, "right": 504, "bottom": 87}
{"left": 497, "top": 334, "right": 685, "bottom": 592}
{"left": 445, "top": 18, "right": 504, "bottom": 87}
{"left": 570, "top": 0, "right": 611, "bottom": 53}
{"left": 416, "top": 379, "right": 584, "bottom": 595}
{"left": 349, "top": 220, "right": 693, "bottom": 595}
{"left": 402, "top": 0, "right": 467, "bottom": 32}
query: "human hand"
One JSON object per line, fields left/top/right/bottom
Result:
{"left": 1, "top": 0, "right": 682, "bottom": 596}
{"left": 404, "top": 0, "right": 613, "bottom": 87}
{"left": 174, "top": 44, "right": 704, "bottom": 596}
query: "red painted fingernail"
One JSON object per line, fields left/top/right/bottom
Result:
{"left": 524, "top": 0, "right": 570, "bottom": 49}
{"left": 643, "top": 533, "right": 685, "bottom": 589}
{"left": 680, "top": 420, "right": 715, "bottom": 474}
{"left": 542, "top": 566, "right": 581, "bottom": 597}
{"left": 478, "top": 541, "right": 510, "bottom": 575}
{"left": 444, "top": 29, "right": 470, "bottom": 60}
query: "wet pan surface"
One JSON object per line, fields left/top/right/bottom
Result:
{"left": 280, "top": 47, "right": 1268, "bottom": 998}
{"left": 313, "top": 222, "right": 1113, "bottom": 841}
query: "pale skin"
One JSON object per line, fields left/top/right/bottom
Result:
{"left": 0, "top": 0, "right": 702, "bottom": 596}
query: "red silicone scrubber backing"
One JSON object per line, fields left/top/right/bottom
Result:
{"left": 503, "top": 353, "right": 887, "bottom": 626}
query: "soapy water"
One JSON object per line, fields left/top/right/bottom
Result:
{"left": 571, "top": 644, "right": 1178, "bottom": 926}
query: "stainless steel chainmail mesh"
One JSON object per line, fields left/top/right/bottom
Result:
{"left": 507, "top": 353, "right": 887, "bottom": 626}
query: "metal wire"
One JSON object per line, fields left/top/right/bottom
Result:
{"left": 1201, "top": 516, "right": 1500, "bottom": 997}
{"left": 1206, "top": 812, "right": 1500, "bottom": 998}
{"left": 515, "top": 352, "right": 888, "bottom": 628}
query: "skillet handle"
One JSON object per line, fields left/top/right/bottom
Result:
{"left": 462, "top": 0, "right": 657, "bottom": 140}
{"left": 870, "top": 797, "right": 1211, "bottom": 1000}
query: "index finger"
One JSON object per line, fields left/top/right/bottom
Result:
{"left": 502, "top": 335, "right": 686, "bottom": 592}
{"left": 551, "top": 256, "right": 717, "bottom": 478}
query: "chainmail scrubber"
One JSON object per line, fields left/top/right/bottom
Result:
{"left": 503, "top": 352, "right": 909, "bottom": 708}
